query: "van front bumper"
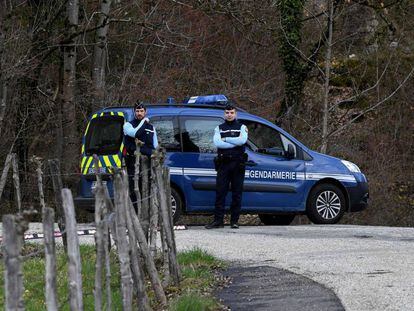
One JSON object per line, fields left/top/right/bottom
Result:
{"left": 74, "top": 197, "right": 95, "bottom": 212}
{"left": 347, "top": 182, "right": 369, "bottom": 212}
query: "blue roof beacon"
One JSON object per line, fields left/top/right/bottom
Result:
{"left": 76, "top": 94, "right": 369, "bottom": 225}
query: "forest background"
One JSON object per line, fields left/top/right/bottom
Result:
{"left": 0, "top": 0, "right": 412, "bottom": 226}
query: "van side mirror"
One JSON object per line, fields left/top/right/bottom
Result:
{"left": 285, "top": 144, "right": 295, "bottom": 159}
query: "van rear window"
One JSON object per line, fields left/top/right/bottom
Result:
{"left": 85, "top": 116, "right": 124, "bottom": 155}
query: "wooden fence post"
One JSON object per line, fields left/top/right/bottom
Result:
{"left": 0, "top": 153, "right": 12, "bottom": 200}
{"left": 11, "top": 153, "right": 22, "bottom": 213}
{"left": 33, "top": 156, "right": 46, "bottom": 211}
{"left": 101, "top": 182, "right": 113, "bottom": 310}
{"left": 134, "top": 140, "right": 143, "bottom": 218}
{"left": 160, "top": 218, "right": 170, "bottom": 286}
{"left": 93, "top": 155, "right": 106, "bottom": 311}
{"left": 34, "top": 156, "right": 58, "bottom": 310}
{"left": 140, "top": 155, "right": 150, "bottom": 240}
{"left": 62, "top": 188, "right": 83, "bottom": 311}
{"left": 93, "top": 155, "right": 114, "bottom": 311}
{"left": 163, "top": 166, "right": 180, "bottom": 282}
{"left": 149, "top": 159, "right": 159, "bottom": 259}
{"left": 43, "top": 207, "right": 58, "bottom": 311}
{"left": 103, "top": 185, "right": 117, "bottom": 246}
{"left": 154, "top": 150, "right": 180, "bottom": 285}
{"left": 103, "top": 215, "right": 112, "bottom": 311}
{"left": 120, "top": 170, "right": 151, "bottom": 311}
{"left": 113, "top": 173, "right": 133, "bottom": 311}
{"left": 3, "top": 214, "right": 25, "bottom": 311}
{"left": 94, "top": 188, "right": 105, "bottom": 308}
{"left": 48, "top": 159, "right": 67, "bottom": 251}
{"left": 121, "top": 170, "right": 167, "bottom": 306}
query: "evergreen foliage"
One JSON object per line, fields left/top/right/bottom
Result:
{"left": 277, "top": 0, "right": 307, "bottom": 124}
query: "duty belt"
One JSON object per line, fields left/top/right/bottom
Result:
{"left": 217, "top": 153, "right": 247, "bottom": 162}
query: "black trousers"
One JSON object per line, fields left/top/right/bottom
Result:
{"left": 214, "top": 159, "right": 246, "bottom": 224}
{"left": 125, "top": 154, "right": 151, "bottom": 212}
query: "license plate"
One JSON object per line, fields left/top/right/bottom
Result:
{"left": 88, "top": 167, "right": 107, "bottom": 174}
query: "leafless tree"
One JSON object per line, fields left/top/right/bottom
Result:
{"left": 92, "top": 0, "right": 113, "bottom": 103}
{"left": 60, "top": 0, "right": 80, "bottom": 176}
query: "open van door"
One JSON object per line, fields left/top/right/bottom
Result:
{"left": 76, "top": 111, "right": 125, "bottom": 209}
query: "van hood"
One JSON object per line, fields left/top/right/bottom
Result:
{"left": 306, "top": 150, "right": 350, "bottom": 175}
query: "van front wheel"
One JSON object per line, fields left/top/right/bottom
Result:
{"left": 259, "top": 214, "right": 296, "bottom": 226}
{"left": 307, "top": 184, "right": 345, "bottom": 224}
{"left": 171, "top": 187, "right": 183, "bottom": 224}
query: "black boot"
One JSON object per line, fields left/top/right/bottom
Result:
{"left": 205, "top": 220, "right": 224, "bottom": 229}
{"left": 230, "top": 222, "right": 239, "bottom": 229}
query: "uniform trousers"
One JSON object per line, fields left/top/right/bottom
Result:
{"left": 214, "top": 158, "right": 246, "bottom": 224}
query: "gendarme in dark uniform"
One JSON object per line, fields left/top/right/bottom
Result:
{"left": 206, "top": 104, "right": 248, "bottom": 229}
{"left": 123, "top": 102, "right": 158, "bottom": 208}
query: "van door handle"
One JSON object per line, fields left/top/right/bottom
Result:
{"left": 245, "top": 160, "right": 257, "bottom": 167}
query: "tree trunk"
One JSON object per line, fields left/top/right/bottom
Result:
{"left": 0, "top": 6, "right": 6, "bottom": 138}
{"left": 61, "top": 0, "right": 79, "bottom": 178}
{"left": 92, "top": 0, "right": 112, "bottom": 104}
{"left": 0, "top": 153, "right": 12, "bottom": 200}
{"left": 320, "top": 0, "right": 334, "bottom": 154}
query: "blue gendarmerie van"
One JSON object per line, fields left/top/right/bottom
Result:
{"left": 75, "top": 95, "right": 369, "bottom": 225}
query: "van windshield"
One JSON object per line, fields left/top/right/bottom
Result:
{"left": 85, "top": 115, "right": 124, "bottom": 155}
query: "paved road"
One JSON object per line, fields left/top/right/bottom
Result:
{"left": 3, "top": 224, "right": 413, "bottom": 310}
{"left": 175, "top": 225, "right": 414, "bottom": 311}
{"left": 216, "top": 265, "right": 344, "bottom": 311}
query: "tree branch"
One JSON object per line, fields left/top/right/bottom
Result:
{"left": 327, "top": 65, "right": 414, "bottom": 138}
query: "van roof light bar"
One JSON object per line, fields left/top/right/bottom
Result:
{"left": 185, "top": 94, "right": 228, "bottom": 105}
{"left": 100, "top": 94, "right": 246, "bottom": 112}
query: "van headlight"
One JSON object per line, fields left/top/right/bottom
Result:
{"left": 341, "top": 160, "right": 361, "bottom": 173}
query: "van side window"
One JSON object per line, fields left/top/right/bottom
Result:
{"left": 151, "top": 117, "right": 181, "bottom": 151}
{"left": 241, "top": 120, "right": 297, "bottom": 158}
{"left": 180, "top": 117, "right": 222, "bottom": 153}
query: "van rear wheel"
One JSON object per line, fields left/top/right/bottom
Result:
{"left": 171, "top": 188, "right": 183, "bottom": 224}
{"left": 259, "top": 214, "right": 296, "bottom": 226}
{"left": 307, "top": 183, "right": 345, "bottom": 224}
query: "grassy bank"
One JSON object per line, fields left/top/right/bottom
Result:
{"left": 0, "top": 243, "right": 225, "bottom": 310}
